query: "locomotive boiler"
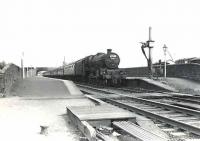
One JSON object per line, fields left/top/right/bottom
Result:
{"left": 43, "top": 49, "right": 126, "bottom": 86}
{"left": 88, "top": 49, "right": 120, "bottom": 69}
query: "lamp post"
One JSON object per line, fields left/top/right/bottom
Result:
{"left": 163, "top": 44, "right": 167, "bottom": 78}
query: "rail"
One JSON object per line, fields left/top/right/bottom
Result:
{"left": 104, "top": 98, "right": 200, "bottom": 136}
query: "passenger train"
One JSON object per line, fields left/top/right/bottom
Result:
{"left": 43, "top": 49, "right": 126, "bottom": 86}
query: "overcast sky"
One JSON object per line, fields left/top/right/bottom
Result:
{"left": 0, "top": 0, "right": 200, "bottom": 68}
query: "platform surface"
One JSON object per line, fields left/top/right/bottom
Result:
{"left": 0, "top": 77, "right": 95, "bottom": 141}
{"left": 67, "top": 103, "right": 135, "bottom": 121}
{"left": 11, "top": 77, "right": 71, "bottom": 97}
{"left": 126, "top": 77, "right": 177, "bottom": 92}
{"left": 165, "top": 77, "right": 200, "bottom": 93}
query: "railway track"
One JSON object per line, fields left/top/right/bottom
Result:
{"left": 78, "top": 83, "right": 200, "bottom": 107}
{"left": 143, "top": 96, "right": 200, "bottom": 111}
{"left": 77, "top": 84, "right": 200, "bottom": 140}
{"left": 173, "top": 95, "right": 200, "bottom": 104}
{"left": 116, "top": 87, "right": 168, "bottom": 93}
{"left": 77, "top": 83, "right": 168, "bottom": 95}
{"left": 103, "top": 97, "right": 200, "bottom": 136}
{"left": 76, "top": 84, "right": 117, "bottom": 94}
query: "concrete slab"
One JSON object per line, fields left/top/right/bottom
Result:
{"left": 113, "top": 121, "right": 168, "bottom": 141}
{"left": 67, "top": 103, "right": 135, "bottom": 121}
{"left": 136, "top": 118, "right": 170, "bottom": 140}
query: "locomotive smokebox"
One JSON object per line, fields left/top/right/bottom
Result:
{"left": 107, "top": 49, "right": 112, "bottom": 54}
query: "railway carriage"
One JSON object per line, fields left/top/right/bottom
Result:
{"left": 64, "top": 63, "right": 75, "bottom": 75}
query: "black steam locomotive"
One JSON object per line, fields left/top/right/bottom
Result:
{"left": 43, "top": 49, "right": 126, "bottom": 86}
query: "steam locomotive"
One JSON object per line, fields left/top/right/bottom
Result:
{"left": 43, "top": 49, "right": 126, "bottom": 86}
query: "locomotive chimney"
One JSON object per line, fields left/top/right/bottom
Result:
{"left": 107, "top": 49, "right": 112, "bottom": 54}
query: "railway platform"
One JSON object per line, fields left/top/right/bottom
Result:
{"left": 0, "top": 77, "right": 96, "bottom": 141}
{"left": 165, "top": 77, "right": 200, "bottom": 94}
{"left": 126, "top": 77, "right": 177, "bottom": 92}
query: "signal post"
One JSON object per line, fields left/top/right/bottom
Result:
{"left": 140, "top": 27, "right": 154, "bottom": 78}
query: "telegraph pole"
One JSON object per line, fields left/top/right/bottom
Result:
{"left": 163, "top": 44, "right": 167, "bottom": 78}
{"left": 63, "top": 56, "right": 66, "bottom": 66}
{"left": 21, "top": 52, "right": 25, "bottom": 79}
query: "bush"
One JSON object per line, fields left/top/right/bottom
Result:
{"left": 0, "top": 61, "right": 6, "bottom": 69}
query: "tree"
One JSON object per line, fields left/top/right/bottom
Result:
{"left": 0, "top": 61, "right": 6, "bottom": 69}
